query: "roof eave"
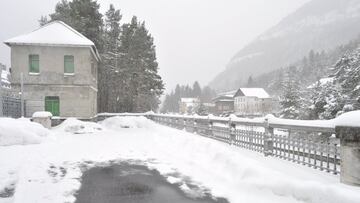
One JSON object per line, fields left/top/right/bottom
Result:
{"left": 4, "top": 42, "right": 101, "bottom": 62}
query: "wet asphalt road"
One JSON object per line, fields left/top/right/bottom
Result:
{"left": 75, "top": 163, "right": 229, "bottom": 203}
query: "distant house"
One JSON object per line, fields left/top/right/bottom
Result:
{"left": 212, "top": 90, "right": 236, "bottom": 115}
{"left": 179, "top": 98, "right": 200, "bottom": 114}
{"left": 233, "top": 88, "right": 272, "bottom": 117}
{"left": 4, "top": 21, "right": 100, "bottom": 118}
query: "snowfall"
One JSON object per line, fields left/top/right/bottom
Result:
{"left": 1, "top": 116, "right": 360, "bottom": 203}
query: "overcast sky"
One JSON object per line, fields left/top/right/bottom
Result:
{"left": 0, "top": 0, "right": 309, "bottom": 92}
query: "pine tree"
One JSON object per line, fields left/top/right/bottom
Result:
{"left": 246, "top": 76, "right": 254, "bottom": 87}
{"left": 118, "top": 17, "right": 164, "bottom": 112}
{"left": 49, "top": 0, "right": 104, "bottom": 51}
{"left": 196, "top": 102, "right": 207, "bottom": 115}
{"left": 99, "top": 4, "right": 122, "bottom": 113}
{"left": 38, "top": 16, "right": 49, "bottom": 26}
{"left": 331, "top": 48, "right": 360, "bottom": 114}
{"left": 192, "top": 81, "right": 201, "bottom": 97}
{"left": 279, "top": 67, "right": 302, "bottom": 119}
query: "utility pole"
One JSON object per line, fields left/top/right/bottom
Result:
{"left": 20, "top": 72, "right": 24, "bottom": 117}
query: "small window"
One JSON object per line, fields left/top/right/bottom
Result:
{"left": 29, "top": 54, "right": 39, "bottom": 73}
{"left": 64, "top": 55, "right": 74, "bottom": 74}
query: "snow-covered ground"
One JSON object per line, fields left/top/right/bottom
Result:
{"left": 1, "top": 116, "right": 360, "bottom": 203}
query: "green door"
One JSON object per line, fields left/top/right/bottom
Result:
{"left": 45, "top": 96, "right": 60, "bottom": 116}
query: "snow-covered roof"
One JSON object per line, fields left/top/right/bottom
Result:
{"left": 219, "top": 90, "right": 237, "bottom": 97}
{"left": 235, "top": 88, "right": 270, "bottom": 99}
{"left": 4, "top": 21, "right": 94, "bottom": 47}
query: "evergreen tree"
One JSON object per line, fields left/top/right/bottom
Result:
{"left": 196, "top": 102, "right": 207, "bottom": 115}
{"left": 279, "top": 67, "right": 302, "bottom": 119}
{"left": 192, "top": 81, "right": 201, "bottom": 97}
{"left": 161, "top": 83, "right": 216, "bottom": 113}
{"left": 246, "top": 75, "right": 255, "bottom": 87}
{"left": 201, "top": 86, "right": 216, "bottom": 103}
{"left": 38, "top": 16, "right": 49, "bottom": 26}
{"left": 318, "top": 82, "right": 344, "bottom": 119}
{"left": 118, "top": 17, "right": 164, "bottom": 112}
{"left": 99, "top": 4, "right": 122, "bottom": 113}
{"left": 42, "top": 0, "right": 164, "bottom": 113}
{"left": 49, "top": 0, "right": 104, "bottom": 51}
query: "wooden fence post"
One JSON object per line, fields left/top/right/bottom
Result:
{"left": 264, "top": 118, "right": 274, "bottom": 157}
{"left": 336, "top": 126, "right": 360, "bottom": 186}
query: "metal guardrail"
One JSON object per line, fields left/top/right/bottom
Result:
{"left": 148, "top": 114, "right": 341, "bottom": 175}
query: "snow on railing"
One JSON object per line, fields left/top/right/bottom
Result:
{"left": 95, "top": 111, "right": 360, "bottom": 184}
{"left": 147, "top": 113, "right": 347, "bottom": 175}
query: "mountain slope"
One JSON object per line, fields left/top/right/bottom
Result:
{"left": 209, "top": 0, "right": 360, "bottom": 91}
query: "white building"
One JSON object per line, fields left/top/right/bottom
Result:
{"left": 4, "top": 21, "right": 100, "bottom": 118}
{"left": 233, "top": 88, "right": 272, "bottom": 117}
{"left": 179, "top": 98, "right": 200, "bottom": 114}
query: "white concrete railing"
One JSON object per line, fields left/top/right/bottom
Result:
{"left": 96, "top": 111, "right": 360, "bottom": 186}
{"left": 148, "top": 114, "right": 340, "bottom": 174}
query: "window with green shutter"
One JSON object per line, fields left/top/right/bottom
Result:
{"left": 29, "top": 54, "right": 39, "bottom": 73}
{"left": 64, "top": 55, "right": 74, "bottom": 74}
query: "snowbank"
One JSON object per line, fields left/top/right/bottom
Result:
{"left": 32, "top": 111, "right": 52, "bottom": 118}
{"left": 334, "top": 110, "right": 360, "bottom": 127}
{"left": 100, "top": 116, "right": 155, "bottom": 130}
{"left": 53, "top": 118, "right": 102, "bottom": 134}
{"left": 1, "top": 116, "right": 360, "bottom": 203}
{"left": 0, "top": 118, "right": 50, "bottom": 146}
{"left": 266, "top": 110, "right": 360, "bottom": 129}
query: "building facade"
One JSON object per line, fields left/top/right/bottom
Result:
{"left": 234, "top": 88, "right": 272, "bottom": 117}
{"left": 179, "top": 98, "right": 200, "bottom": 114}
{"left": 4, "top": 21, "right": 100, "bottom": 118}
{"left": 212, "top": 90, "right": 236, "bottom": 115}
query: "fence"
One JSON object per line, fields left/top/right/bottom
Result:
{"left": 0, "top": 86, "right": 23, "bottom": 118}
{"left": 148, "top": 114, "right": 341, "bottom": 175}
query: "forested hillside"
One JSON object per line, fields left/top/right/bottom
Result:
{"left": 209, "top": 0, "right": 360, "bottom": 92}
{"left": 258, "top": 37, "right": 360, "bottom": 120}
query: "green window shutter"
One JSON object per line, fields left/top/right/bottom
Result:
{"left": 29, "top": 54, "right": 39, "bottom": 73}
{"left": 45, "top": 96, "right": 60, "bottom": 116}
{"left": 64, "top": 55, "right": 74, "bottom": 73}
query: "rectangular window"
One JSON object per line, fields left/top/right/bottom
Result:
{"left": 64, "top": 55, "right": 74, "bottom": 74}
{"left": 29, "top": 54, "right": 39, "bottom": 73}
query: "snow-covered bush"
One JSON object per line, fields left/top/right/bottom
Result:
{"left": 0, "top": 118, "right": 51, "bottom": 146}
{"left": 53, "top": 118, "right": 102, "bottom": 134}
{"left": 101, "top": 116, "right": 154, "bottom": 130}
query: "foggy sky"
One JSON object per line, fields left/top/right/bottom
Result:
{"left": 0, "top": 0, "right": 309, "bottom": 92}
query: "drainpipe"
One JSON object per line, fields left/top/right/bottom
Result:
{"left": 20, "top": 72, "right": 24, "bottom": 117}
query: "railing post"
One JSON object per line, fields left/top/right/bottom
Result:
{"left": 229, "top": 118, "right": 236, "bottom": 145}
{"left": 336, "top": 126, "right": 360, "bottom": 186}
{"left": 208, "top": 118, "right": 213, "bottom": 137}
{"left": 182, "top": 117, "right": 186, "bottom": 130}
{"left": 264, "top": 118, "right": 274, "bottom": 157}
{"left": 193, "top": 117, "right": 197, "bottom": 134}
